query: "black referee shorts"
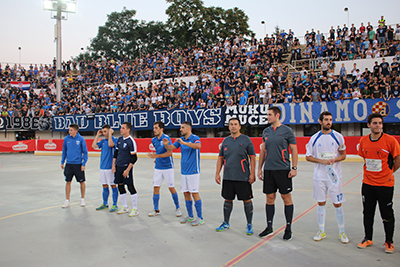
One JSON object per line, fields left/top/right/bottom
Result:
{"left": 222, "top": 180, "right": 253, "bottom": 201}
{"left": 114, "top": 166, "right": 134, "bottom": 185}
{"left": 263, "top": 170, "right": 292, "bottom": 195}
{"left": 64, "top": 164, "right": 85, "bottom": 183}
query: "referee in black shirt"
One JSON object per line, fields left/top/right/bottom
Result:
{"left": 215, "top": 118, "right": 256, "bottom": 235}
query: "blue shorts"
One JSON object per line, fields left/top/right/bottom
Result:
{"left": 64, "top": 164, "right": 85, "bottom": 183}
{"left": 114, "top": 166, "right": 133, "bottom": 185}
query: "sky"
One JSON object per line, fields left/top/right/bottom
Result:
{"left": 0, "top": 0, "right": 398, "bottom": 67}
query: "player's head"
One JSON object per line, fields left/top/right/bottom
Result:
{"left": 318, "top": 111, "right": 333, "bottom": 131}
{"left": 367, "top": 113, "right": 383, "bottom": 134}
{"left": 153, "top": 121, "right": 165, "bottom": 136}
{"left": 267, "top": 106, "right": 281, "bottom": 124}
{"left": 69, "top": 124, "right": 79, "bottom": 137}
{"left": 228, "top": 117, "right": 241, "bottom": 135}
{"left": 180, "top": 121, "right": 192, "bottom": 136}
{"left": 101, "top": 124, "right": 111, "bottom": 136}
{"left": 120, "top": 122, "right": 132, "bottom": 136}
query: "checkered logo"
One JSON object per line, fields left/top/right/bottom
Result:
{"left": 371, "top": 101, "right": 390, "bottom": 117}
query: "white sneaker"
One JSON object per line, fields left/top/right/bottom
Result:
{"left": 339, "top": 232, "right": 349, "bottom": 244}
{"left": 117, "top": 207, "right": 129, "bottom": 214}
{"left": 129, "top": 208, "right": 139, "bottom": 217}
{"left": 176, "top": 208, "right": 182, "bottom": 217}
{"left": 191, "top": 218, "right": 205, "bottom": 227}
{"left": 62, "top": 200, "right": 70, "bottom": 208}
{"left": 80, "top": 199, "right": 86, "bottom": 207}
{"left": 148, "top": 209, "right": 160, "bottom": 217}
{"left": 313, "top": 230, "right": 326, "bottom": 241}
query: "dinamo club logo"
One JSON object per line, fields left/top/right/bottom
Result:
{"left": 371, "top": 101, "right": 390, "bottom": 117}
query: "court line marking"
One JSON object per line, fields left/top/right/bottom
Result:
{"left": 223, "top": 172, "right": 362, "bottom": 267}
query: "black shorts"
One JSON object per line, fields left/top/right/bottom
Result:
{"left": 222, "top": 180, "right": 253, "bottom": 201}
{"left": 263, "top": 170, "right": 292, "bottom": 195}
{"left": 114, "top": 166, "right": 133, "bottom": 185}
{"left": 64, "top": 164, "right": 85, "bottom": 183}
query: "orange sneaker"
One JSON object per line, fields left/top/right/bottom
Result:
{"left": 357, "top": 239, "right": 373, "bottom": 248}
{"left": 384, "top": 242, "right": 395, "bottom": 254}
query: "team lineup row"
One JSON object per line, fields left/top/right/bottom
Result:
{"left": 60, "top": 107, "right": 400, "bottom": 254}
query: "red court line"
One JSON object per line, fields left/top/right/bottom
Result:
{"left": 223, "top": 172, "right": 362, "bottom": 267}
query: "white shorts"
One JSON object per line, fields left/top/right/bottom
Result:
{"left": 99, "top": 169, "right": 115, "bottom": 185}
{"left": 181, "top": 174, "right": 200, "bottom": 193}
{"left": 313, "top": 179, "right": 345, "bottom": 204}
{"left": 153, "top": 169, "right": 175, "bottom": 187}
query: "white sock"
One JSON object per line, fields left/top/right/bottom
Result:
{"left": 317, "top": 205, "right": 326, "bottom": 232}
{"left": 120, "top": 193, "right": 128, "bottom": 208}
{"left": 335, "top": 206, "right": 345, "bottom": 233}
{"left": 131, "top": 193, "right": 138, "bottom": 210}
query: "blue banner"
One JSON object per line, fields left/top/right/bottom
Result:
{"left": 52, "top": 108, "right": 223, "bottom": 132}
{"left": 224, "top": 99, "right": 400, "bottom": 125}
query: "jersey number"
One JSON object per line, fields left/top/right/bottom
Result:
{"left": 336, "top": 193, "right": 343, "bottom": 202}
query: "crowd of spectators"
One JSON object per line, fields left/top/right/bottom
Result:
{"left": 1, "top": 16, "right": 400, "bottom": 118}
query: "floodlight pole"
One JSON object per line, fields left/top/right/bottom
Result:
{"left": 56, "top": 1, "right": 62, "bottom": 102}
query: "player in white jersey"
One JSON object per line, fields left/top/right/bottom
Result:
{"left": 306, "top": 111, "right": 349, "bottom": 244}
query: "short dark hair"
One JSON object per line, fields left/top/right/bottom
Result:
{"left": 154, "top": 121, "right": 165, "bottom": 129}
{"left": 319, "top": 111, "right": 332, "bottom": 121}
{"left": 228, "top": 117, "right": 241, "bottom": 125}
{"left": 182, "top": 121, "right": 192, "bottom": 128}
{"left": 122, "top": 121, "right": 132, "bottom": 130}
{"left": 102, "top": 124, "right": 111, "bottom": 129}
{"left": 69, "top": 124, "right": 79, "bottom": 131}
{"left": 268, "top": 106, "right": 281, "bottom": 117}
{"left": 367, "top": 113, "right": 383, "bottom": 124}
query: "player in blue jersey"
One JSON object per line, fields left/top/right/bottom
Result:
{"left": 147, "top": 121, "right": 181, "bottom": 217}
{"left": 61, "top": 124, "right": 88, "bottom": 208}
{"left": 163, "top": 121, "right": 204, "bottom": 226}
{"left": 92, "top": 124, "right": 119, "bottom": 212}
{"left": 112, "top": 122, "right": 139, "bottom": 217}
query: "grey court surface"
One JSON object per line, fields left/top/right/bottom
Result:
{"left": 0, "top": 153, "right": 399, "bottom": 267}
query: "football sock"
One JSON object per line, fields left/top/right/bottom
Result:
{"left": 194, "top": 199, "right": 203, "bottom": 220}
{"left": 102, "top": 187, "right": 110, "bottom": 205}
{"left": 185, "top": 200, "right": 193, "bottom": 218}
{"left": 171, "top": 192, "right": 180, "bottom": 209}
{"left": 317, "top": 205, "right": 326, "bottom": 232}
{"left": 335, "top": 206, "right": 345, "bottom": 233}
{"left": 112, "top": 187, "right": 118, "bottom": 206}
{"left": 223, "top": 201, "right": 233, "bottom": 224}
{"left": 244, "top": 201, "right": 253, "bottom": 224}
{"left": 285, "top": 204, "right": 294, "bottom": 231}
{"left": 266, "top": 204, "right": 275, "bottom": 229}
{"left": 131, "top": 193, "right": 138, "bottom": 210}
{"left": 120, "top": 193, "right": 128, "bottom": 208}
{"left": 153, "top": 194, "right": 160, "bottom": 211}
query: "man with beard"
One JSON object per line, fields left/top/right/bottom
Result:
{"left": 305, "top": 112, "right": 349, "bottom": 244}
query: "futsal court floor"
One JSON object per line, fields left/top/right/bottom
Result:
{"left": 0, "top": 153, "right": 399, "bottom": 267}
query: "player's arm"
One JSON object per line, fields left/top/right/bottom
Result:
{"left": 258, "top": 142, "right": 265, "bottom": 181}
{"left": 148, "top": 150, "right": 172, "bottom": 159}
{"left": 215, "top": 156, "right": 224, "bottom": 185}
{"left": 107, "top": 129, "right": 115, "bottom": 148}
{"left": 249, "top": 155, "right": 256, "bottom": 184}
{"left": 123, "top": 152, "right": 137, "bottom": 178}
{"left": 92, "top": 130, "right": 101, "bottom": 149}
{"left": 393, "top": 155, "right": 400, "bottom": 173}
{"left": 163, "top": 138, "right": 177, "bottom": 151}
{"left": 61, "top": 139, "right": 67, "bottom": 169}
{"left": 81, "top": 139, "right": 89, "bottom": 171}
{"left": 178, "top": 139, "right": 201, "bottom": 149}
{"left": 112, "top": 149, "right": 118, "bottom": 173}
{"left": 288, "top": 144, "right": 298, "bottom": 178}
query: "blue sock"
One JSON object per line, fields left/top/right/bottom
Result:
{"left": 112, "top": 187, "right": 118, "bottom": 206}
{"left": 194, "top": 199, "right": 203, "bottom": 220}
{"left": 153, "top": 194, "right": 160, "bottom": 211}
{"left": 185, "top": 200, "right": 193, "bottom": 218}
{"left": 171, "top": 192, "right": 180, "bottom": 209}
{"left": 102, "top": 187, "right": 110, "bottom": 205}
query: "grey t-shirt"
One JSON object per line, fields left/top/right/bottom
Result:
{"left": 262, "top": 125, "right": 297, "bottom": 170}
{"left": 219, "top": 134, "right": 256, "bottom": 181}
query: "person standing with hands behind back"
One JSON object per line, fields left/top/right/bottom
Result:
{"left": 61, "top": 124, "right": 88, "bottom": 208}
{"left": 215, "top": 118, "right": 256, "bottom": 235}
{"left": 258, "top": 106, "right": 298, "bottom": 241}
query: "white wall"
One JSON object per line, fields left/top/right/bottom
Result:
{"left": 334, "top": 56, "right": 395, "bottom": 76}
